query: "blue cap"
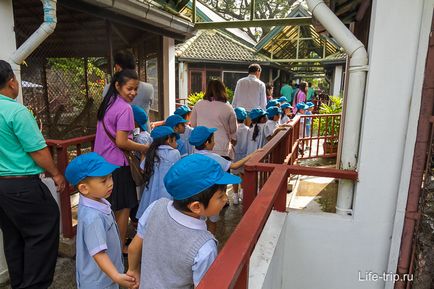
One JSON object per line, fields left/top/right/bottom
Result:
{"left": 296, "top": 102, "right": 309, "bottom": 110}
{"left": 281, "top": 103, "right": 292, "bottom": 110}
{"left": 165, "top": 114, "right": 187, "bottom": 128}
{"left": 266, "top": 99, "right": 279, "bottom": 109}
{"left": 164, "top": 154, "right": 241, "bottom": 200}
{"left": 65, "top": 152, "right": 119, "bottom": 186}
{"left": 306, "top": 102, "right": 315, "bottom": 107}
{"left": 189, "top": 126, "right": 217, "bottom": 146}
{"left": 249, "top": 108, "right": 267, "bottom": 121}
{"left": 266, "top": 106, "right": 282, "bottom": 118}
{"left": 277, "top": 96, "right": 287, "bottom": 103}
{"left": 174, "top": 105, "right": 192, "bottom": 116}
{"left": 151, "top": 126, "right": 178, "bottom": 140}
{"left": 131, "top": 105, "right": 148, "bottom": 131}
{"left": 234, "top": 107, "right": 247, "bottom": 121}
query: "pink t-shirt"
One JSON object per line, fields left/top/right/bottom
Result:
{"left": 94, "top": 96, "right": 134, "bottom": 166}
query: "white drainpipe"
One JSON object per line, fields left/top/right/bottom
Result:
{"left": 306, "top": 0, "right": 369, "bottom": 215}
{"left": 10, "top": 0, "right": 57, "bottom": 65}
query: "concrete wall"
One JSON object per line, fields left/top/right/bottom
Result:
{"left": 281, "top": 0, "right": 433, "bottom": 288}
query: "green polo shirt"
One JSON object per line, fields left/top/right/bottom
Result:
{"left": 280, "top": 84, "right": 293, "bottom": 103}
{"left": 0, "top": 94, "right": 46, "bottom": 176}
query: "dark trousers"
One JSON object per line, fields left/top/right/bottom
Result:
{"left": 0, "top": 177, "right": 59, "bottom": 289}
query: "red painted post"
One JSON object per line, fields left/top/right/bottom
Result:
{"left": 243, "top": 169, "right": 257, "bottom": 213}
{"left": 274, "top": 167, "right": 288, "bottom": 212}
{"left": 233, "top": 263, "right": 249, "bottom": 289}
{"left": 56, "top": 145, "right": 74, "bottom": 238}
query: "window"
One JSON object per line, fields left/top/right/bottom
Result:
{"left": 223, "top": 71, "right": 246, "bottom": 92}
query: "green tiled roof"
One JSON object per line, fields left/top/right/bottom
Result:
{"left": 176, "top": 30, "right": 269, "bottom": 63}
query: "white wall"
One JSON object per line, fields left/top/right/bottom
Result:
{"left": 281, "top": 0, "right": 432, "bottom": 288}
{"left": 162, "top": 36, "right": 176, "bottom": 117}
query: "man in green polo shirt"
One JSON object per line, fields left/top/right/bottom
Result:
{"left": 0, "top": 60, "right": 65, "bottom": 289}
{"left": 280, "top": 80, "right": 294, "bottom": 103}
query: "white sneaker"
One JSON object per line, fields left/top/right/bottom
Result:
{"left": 233, "top": 193, "right": 239, "bottom": 205}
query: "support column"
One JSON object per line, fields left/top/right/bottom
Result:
{"left": 332, "top": 65, "right": 343, "bottom": 96}
{"left": 0, "top": 0, "right": 16, "bottom": 283}
{"left": 178, "top": 61, "right": 189, "bottom": 100}
{"left": 162, "top": 36, "right": 176, "bottom": 117}
{"left": 0, "top": 0, "right": 22, "bottom": 104}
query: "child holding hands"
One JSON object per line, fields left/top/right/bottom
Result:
{"left": 65, "top": 153, "right": 138, "bottom": 289}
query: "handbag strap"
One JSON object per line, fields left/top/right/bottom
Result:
{"left": 101, "top": 120, "right": 130, "bottom": 164}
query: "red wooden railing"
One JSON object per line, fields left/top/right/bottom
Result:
{"left": 46, "top": 135, "right": 96, "bottom": 238}
{"left": 197, "top": 113, "right": 357, "bottom": 289}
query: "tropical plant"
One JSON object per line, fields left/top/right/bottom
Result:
{"left": 187, "top": 91, "right": 205, "bottom": 107}
{"left": 225, "top": 87, "right": 234, "bottom": 103}
{"left": 314, "top": 95, "right": 342, "bottom": 145}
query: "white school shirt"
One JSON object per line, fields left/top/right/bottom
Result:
{"left": 137, "top": 200, "right": 217, "bottom": 287}
{"left": 232, "top": 75, "right": 267, "bottom": 111}
{"left": 263, "top": 119, "right": 280, "bottom": 139}
{"left": 280, "top": 114, "right": 290, "bottom": 125}
{"left": 234, "top": 123, "right": 249, "bottom": 162}
{"left": 76, "top": 196, "right": 123, "bottom": 289}
{"left": 194, "top": 149, "right": 232, "bottom": 171}
{"left": 179, "top": 125, "right": 194, "bottom": 155}
{"left": 136, "top": 145, "right": 181, "bottom": 219}
{"left": 246, "top": 123, "right": 266, "bottom": 155}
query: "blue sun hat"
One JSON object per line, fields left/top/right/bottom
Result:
{"left": 234, "top": 107, "right": 247, "bottom": 121}
{"left": 165, "top": 114, "right": 187, "bottom": 129}
{"left": 164, "top": 154, "right": 241, "bottom": 200}
{"left": 266, "top": 106, "right": 282, "bottom": 118}
{"left": 65, "top": 152, "right": 119, "bottom": 186}
{"left": 189, "top": 126, "right": 217, "bottom": 146}
{"left": 281, "top": 103, "right": 292, "bottom": 110}
{"left": 131, "top": 105, "right": 148, "bottom": 131}
{"left": 151, "top": 126, "right": 179, "bottom": 140}
{"left": 277, "top": 96, "right": 287, "bottom": 103}
{"left": 296, "top": 102, "right": 309, "bottom": 110}
{"left": 249, "top": 108, "right": 267, "bottom": 121}
{"left": 174, "top": 105, "right": 192, "bottom": 117}
{"left": 266, "top": 99, "right": 279, "bottom": 109}
{"left": 306, "top": 102, "right": 315, "bottom": 108}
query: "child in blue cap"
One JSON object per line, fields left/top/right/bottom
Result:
{"left": 65, "top": 153, "right": 137, "bottom": 289}
{"left": 232, "top": 107, "right": 249, "bottom": 205}
{"left": 264, "top": 106, "right": 287, "bottom": 142}
{"left": 246, "top": 108, "right": 267, "bottom": 155}
{"left": 189, "top": 126, "right": 260, "bottom": 233}
{"left": 280, "top": 103, "right": 293, "bottom": 124}
{"left": 127, "top": 154, "right": 241, "bottom": 289}
{"left": 174, "top": 105, "right": 194, "bottom": 155}
{"left": 136, "top": 126, "right": 181, "bottom": 219}
{"left": 305, "top": 102, "right": 315, "bottom": 139}
{"left": 277, "top": 96, "right": 287, "bottom": 104}
{"left": 266, "top": 99, "right": 279, "bottom": 109}
{"left": 131, "top": 105, "right": 152, "bottom": 159}
{"left": 165, "top": 114, "right": 188, "bottom": 157}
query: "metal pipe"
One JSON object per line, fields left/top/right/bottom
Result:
{"left": 10, "top": 0, "right": 57, "bottom": 65}
{"left": 306, "top": 0, "right": 369, "bottom": 215}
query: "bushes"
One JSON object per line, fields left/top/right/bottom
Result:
{"left": 314, "top": 95, "right": 342, "bottom": 145}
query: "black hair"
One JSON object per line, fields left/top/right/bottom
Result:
{"left": 0, "top": 60, "right": 14, "bottom": 89}
{"left": 237, "top": 118, "right": 245, "bottom": 124}
{"left": 114, "top": 50, "right": 136, "bottom": 70}
{"left": 251, "top": 115, "right": 267, "bottom": 141}
{"left": 97, "top": 69, "right": 138, "bottom": 121}
{"left": 248, "top": 63, "right": 261, "bottom": 74}
{"left": 143, "top": 133, "right": 177, "bottom": 188}
{"left": 173, "top": 184, "right": 227, "bottom": 212}
{"left": 194, "top": 133, "right": 214, "bottom": 151}
{"left": 181, "top": 111, "right": 191, "bottom": 120}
